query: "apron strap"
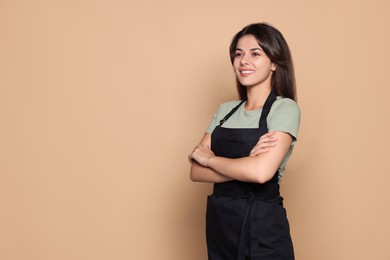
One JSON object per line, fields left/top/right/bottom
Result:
{"left": 219, "top": 99, "right": 246, "bottom": 126}
{"left": 258, "top": 89, "right": 277, "bottom": 128}
{"left": 218, "top": 90, "right": 277, "bottom": 128}
{"left": 237, "top": 196, "right": 256, "bottom": 260}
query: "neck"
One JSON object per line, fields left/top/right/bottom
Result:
{"left": 245, "top": 86, "right": 272, "bottom": 110}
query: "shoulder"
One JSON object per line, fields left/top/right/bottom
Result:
{"left": 268, "top": 97, "right": 301, "bottom": 140}
{"left": 271, "top": 97, "right": 300, "bottom": 114}
{"left": 206, "top": 100, "right": 243, "bottom": 134}
{"left": 215, "top": 100, "right": 243, "bottom": 115}
{"left": 269, "top": 97, "right": 301, "bottom": 120}
{"left": 219, "top": 100, "right": 242, "bottom": 109}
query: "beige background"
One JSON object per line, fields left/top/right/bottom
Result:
{"left": 1, "top": 0, "right": 389, "bottom": 259}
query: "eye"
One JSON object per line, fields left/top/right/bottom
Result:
{"left": 252, "top": 52, "right": 261, "bottom": 57}
{"left": 234, "top": 52, "right": 243, "bottom": 57}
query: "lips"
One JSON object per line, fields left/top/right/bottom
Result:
{"left": 239, "top": 69, "right": 255, "bottom": 76}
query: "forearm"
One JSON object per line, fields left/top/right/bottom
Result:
{"left": 195, "top": 132, "right": 292, "bottom": 184}
{"left": 190, "top": 161, "right": 233, "bottom": 183}
{"left": 206, "top": 156, "right": 276, "bottom": 183}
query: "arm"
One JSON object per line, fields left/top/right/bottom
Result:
{"left": 191, "top": 131, "right": 292, "bottom": 184}
{"left": 189, "top": 134, "right": 233, "bottom": 183}
{"left": 249, "top": 131, "right": 278, "bottom": 156}
{"left": 190, "top": 161, "right": 233, "bottom": 183}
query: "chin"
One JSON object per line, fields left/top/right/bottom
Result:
{"left": 239, "top": 81, "right": 256, "bottom": 88}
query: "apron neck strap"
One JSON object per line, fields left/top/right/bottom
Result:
{"left": 219, "top": 99, "right": 246, "bottom": 126}
{"left": 218, "top": 89, "right": 278, "bottom": 127}
{"left": 258, "top": 89, "right": 277, "bottom": 128}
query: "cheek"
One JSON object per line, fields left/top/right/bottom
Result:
{"left": 233, "top": 67, "right": 241, "bottom": 77}
{"left": 234, "top": 57, "right": 244, "bottom": 67}
{"left": 232, "top": 62, "right": 240, "bottom": 72}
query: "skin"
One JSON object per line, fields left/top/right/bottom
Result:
{"left": 189, "top": 35, "right": 293, "bottom": 184}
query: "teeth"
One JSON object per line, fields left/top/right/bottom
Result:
{"left": 241, "top": 70, "right": 254, "bottom": 74}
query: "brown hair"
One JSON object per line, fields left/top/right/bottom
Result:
{"left": 229, "top": 23, "right": 297, "bottom": 101}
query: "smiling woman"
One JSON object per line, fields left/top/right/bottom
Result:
{"left": 189, "top": 23, "right": 300, "bottom": 260}
{"left": 232, "top": 36, "right": 276, "bottom": 100}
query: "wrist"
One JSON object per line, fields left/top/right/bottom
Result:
{"left": 205, "top": 155, "right": 216, "bottom": 168}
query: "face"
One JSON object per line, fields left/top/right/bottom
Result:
{"left": 233, "top": 35, "right": 276, "bottom": 89}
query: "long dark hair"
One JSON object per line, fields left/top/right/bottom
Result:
{"left": 229, "top": 23, "right": 297, "bottom": 101}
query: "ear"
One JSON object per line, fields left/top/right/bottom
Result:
{"left": 271, "top": 63, "right": 276, "bottom": 71}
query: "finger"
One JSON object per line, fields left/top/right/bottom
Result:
{"left": 188, "top": 153, "right": 194, "bottom": 163}
{"left": 188, "top": 150, "right": 196, "bottom": 162}
{"left": 250, "top": 147, "right": 270, "bottom": 156}
{"left": 251, "top": 144, "right": 266, "bottom": 153}
{"left": 250, "top": 141, "right": 277, "bottom": 154}
{"left": 254, "top": 138, "right": 278, "bottom": 147}
{"left": 249, "top": 148, "right": 269, "bottom": 157}
{"left": 258, "top": 134, "right": 277, "bottom": 146}
{"left": 259, "top": 132, "right": 277, "bottom": 140}
{"left": 260, "top": 131, "right": 274, "bottom": 139}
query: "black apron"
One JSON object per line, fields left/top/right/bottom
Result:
{"left": 206, "top": 91, "right": 294, "bottom": 260}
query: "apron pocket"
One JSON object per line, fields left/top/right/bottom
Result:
{"left": 250, "top": 201, "right": 294, "bottom": 259}
{"left": 206, "top": 195, "right": 247, "bottom": 259}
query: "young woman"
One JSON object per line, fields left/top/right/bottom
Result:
{"left": 189, "top": 23, "right": 300, "bottom": 260}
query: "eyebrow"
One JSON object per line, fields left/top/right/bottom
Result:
{"left": 235, "top": 48, "right": 263, "bottom": 52}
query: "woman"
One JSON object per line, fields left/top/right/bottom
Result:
{"left": 189, "top": 23, "right": 300, "bottom": 260}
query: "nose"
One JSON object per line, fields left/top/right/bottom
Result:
{"left": 240, "top": 54, "right": 250, "bottom": 65}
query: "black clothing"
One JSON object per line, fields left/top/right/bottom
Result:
{"left": 206, "top": 91, "right": 294, "bottom": 260}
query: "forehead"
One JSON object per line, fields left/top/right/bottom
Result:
{"left": 236, "top": 35, "right": 261, "bottom": 49}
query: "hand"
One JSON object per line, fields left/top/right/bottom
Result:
{"left": 250, "top": 131, "right": 278, "bottom": 157}
{"left": 189, "top": 145, "right": 215, "bottom": 167}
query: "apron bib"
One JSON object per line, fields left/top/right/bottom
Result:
{"left": 206, "top": 91, "right": 294, "bottom": 260}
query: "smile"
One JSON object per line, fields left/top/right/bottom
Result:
{"left": 240, "top": 70, "right": 254, "bottom": 76}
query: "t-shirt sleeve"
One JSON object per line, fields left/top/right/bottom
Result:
{"left": 206, "top": 108, "right": 219, "bottom": 134}
{"left": 267, "top": 98, "right": 301, "bottom": 143}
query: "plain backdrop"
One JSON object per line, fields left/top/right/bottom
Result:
{"left": 1, "top": 0, "right": 390, "bottom": 259}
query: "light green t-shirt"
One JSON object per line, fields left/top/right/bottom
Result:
{"left": 206, "top": 97, "right": 301, "bottom": 181}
